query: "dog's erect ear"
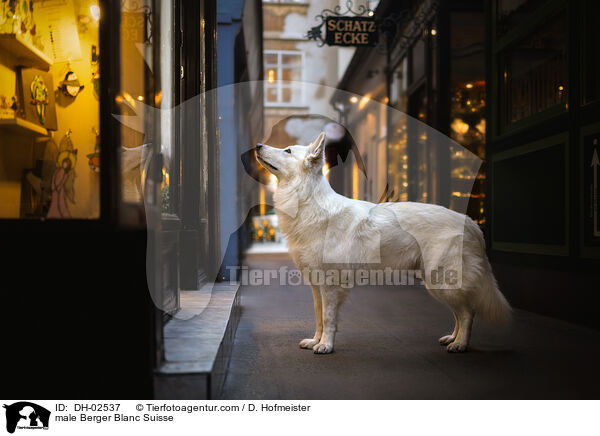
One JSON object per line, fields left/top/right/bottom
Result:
{"left": 307, "top": 132, "right": 326, "bottom": 162}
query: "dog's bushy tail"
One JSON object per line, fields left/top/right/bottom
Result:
{"left": 476, "top": 264, "right": 512, "bottom": 325}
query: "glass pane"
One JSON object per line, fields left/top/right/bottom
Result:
{"left": 0, "top": 0, "right": 100, "bottom": 218}
{"left": 119, "top": 0, "right": 154, "bottom": 205}
{"left": 450, "top": 11, "right": 486, "bottom": 224}
{"left": 281, "top": 54, "right": 301, "bottom": 66}
{"left": 408, "top": 85, "right": 429, "bottom": 203}
{"left": 264, "top": 53, "right": 278, "bottom": 66}
{"left": 583, "top": 0, "right": 600, "bottom": 104}
{"left": 265, "top": 86, "right": 278, "bottom": 103}
{"left": 281, "top": 85, "right": 302, "bottom": 104}
{"left": 410, "top": 39, "right": 425, "bottom": 84}
{"left": 496, "top": 0, "right": 550, "bottom": 37}
{"left": 281, "top": 87, "right": 292, "bottom": 103}
{"left": 282, "top": 67, "right": 301, "bottom": 81}
{"left": 390, "top": 57, "right": 408, "bottom": 110}
{"left": 388, "top": 111, "right": 408, "bottom": 202}
{"left": 501, "top": 12, "right": 567, "bottom": 126}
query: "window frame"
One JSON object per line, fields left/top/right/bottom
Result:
{"left": 264, "top": 49, "right": 305, "bottom": 107}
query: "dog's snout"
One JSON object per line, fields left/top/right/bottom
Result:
{"left": 256, "top": 144, "right": 263, "bottom": 150}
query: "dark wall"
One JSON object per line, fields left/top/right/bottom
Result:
{"left": 0, "top": 229, "right": 154, "bottom": 398}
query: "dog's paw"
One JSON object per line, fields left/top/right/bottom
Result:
{"left": 299, "top": 338, "right": 319, "bottom": 349}
{"left": 446, "top": 341, "right": 468, "bottom": 353}
{"left": 439, "top": 335, "right": 455, "bottom": 345}
{"left": 313, "top": 342, "right": 334, "bottom": 354}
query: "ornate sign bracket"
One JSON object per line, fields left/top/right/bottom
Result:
{"left": 306, "top": 0, "right": 376, "bottom": 47}
{"left": 306, "top": 0, "right": 438, "bottom": 54}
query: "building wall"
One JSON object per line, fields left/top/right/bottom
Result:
{"left": 262, "top": 0, "right": 360, "bottom": 144}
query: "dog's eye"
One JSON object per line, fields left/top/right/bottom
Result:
{"left": 284, "top": 148, "right": 292, "bottom": 154}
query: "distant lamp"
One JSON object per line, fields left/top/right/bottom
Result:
{"left": 430, "top": 28, "right": 437, "bottom": 36}
{"left": 349, "top": 96, "right": 358, "bottom": 104}
{"left": 267, "top": 69, "right": 275, "bottom": 84}
{"left": 465, "top": 83, "right": 473, "bottom": 89}
{"left": 90, "top": 4, "right": 100, "bottom": 21}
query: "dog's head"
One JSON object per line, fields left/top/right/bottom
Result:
{"left": 255, "top": 132, "right": 326, "bottom": 183}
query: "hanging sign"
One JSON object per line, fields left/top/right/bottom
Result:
{"left": 306, "top": 1, "right": 380, "bottom": 48}
{"left": 325, "top": 16, "right": 378, "bottom": 46}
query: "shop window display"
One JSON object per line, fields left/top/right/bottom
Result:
{"left": 501, "top": 11, "right": 567, "bottom": 126}
{"left": 449, "top": 11, "right": 485, "bottom": 224}
{"left": 0, "top": 0, "right": 100, "bottom": 219}
{"left": 388, "top": 58, "right": 409, "bottom": 202}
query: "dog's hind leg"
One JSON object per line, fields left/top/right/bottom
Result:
{"left": 313, "top": 287, "right": 343, "bottom": 354}
{"left": 446, "top": 308, "right": 474, "bottom": 353}
{"left": 427, "top": 288, "right": 473, "bottom": 352}
{"left": 439, "top": 312, "right": 459, "bottom": 345}
{"left": 299, "top": 285, "right": 323, "bottom": 349}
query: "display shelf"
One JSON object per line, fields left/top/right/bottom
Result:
{"left": 0, "top": 117, "right": 49, "bottom": 137}
{"left": 0, "top": 33, "right": 53, "bottom": 71}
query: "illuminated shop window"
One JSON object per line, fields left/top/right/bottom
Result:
{"left": 450, "top": 11, "right": 486, "bottom": 224}
{"left": 0, "top": 0, "right": 101, "bottom": 219}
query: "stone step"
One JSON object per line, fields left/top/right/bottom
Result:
{"left": 154, "top": 283, "right": 240, "bottom": 399}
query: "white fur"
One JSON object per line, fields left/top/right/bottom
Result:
{"left": 256, "top": 132, "right": 511, "bottom": 354}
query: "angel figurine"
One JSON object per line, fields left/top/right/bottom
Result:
{"left": 47, "top": 132, "right": 77, "bottom": 218}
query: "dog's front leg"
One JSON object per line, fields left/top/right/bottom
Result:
{"left": 313, "top": 287, "right": 342, "bottom": 354}
{"left": 299, "top": 285, "right": 323, "bottom": 349}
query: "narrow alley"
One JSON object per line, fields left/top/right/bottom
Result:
{"left": 222, "top": 253, "right": 600, "bottom": 399}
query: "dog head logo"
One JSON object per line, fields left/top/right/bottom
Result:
{"left": 3, "top": 402, "right": 50, "bottom": 434}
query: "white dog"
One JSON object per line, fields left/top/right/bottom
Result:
{"left": 256, "top": 132, "right": 510, "bottom": 354}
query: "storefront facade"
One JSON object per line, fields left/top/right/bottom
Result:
{"left": 331, "top": 0, "right": 600, "bottom": 327}
{"left": 0, "top": 0, "right": 223, "bottom": 397}
{"left": 330, "top": 0, "right": 485, "bottom": 220}
{"left": 486, "top": 0, "right": 600, "bottom": 327}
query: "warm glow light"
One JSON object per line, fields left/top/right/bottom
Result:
{"left": 368, "top": 11, "right": 374, "bottom": 16}
{"left": 476, "top": 118, "right": 486, "bottom": 135}
{"left": 90, "top": 4, "right": 100, "bottom": 21}
{"left": 349, "top": 96, "right": 359, "bottom": 104}
{"left": 451, "top": 118, "right": 469, "bottom": 136}
{"left": 430, "top": 28, "right": 437, "bottom": 36}
{"left": 269, "top": 173, "right": 277, "bottom": 184}
{"left": 123, "top": 93, "right": 135, "bottom": 106}
{"left": 558, "top": 85, "right": 564, "bottom": 91}
{"left": 259, "top": 187, "right": 265, "bottom": 216}
{"left": 322, "top": 163, "right": 330, "bottom": 177}
{"left": 137, "top": 95, "right": 144, "bottom": 101}
{"left": 465, "top": 83, "right": 473, "bottom": 89}
{"left": 352, "top": 163, "right": 359, "bottom": 199}
{"left": 358, "top": 94, "right": 370, "bottom": 110}
{"left": 267, "top": 69, "right": 275, "bottom": 84}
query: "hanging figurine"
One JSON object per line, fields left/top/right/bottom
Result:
{"left": 30, "top": 74, "right": 49, "bottom": 125}
{"left": 59, "top": 71, "right": 85, "bottom": 98}
{"left": 47, "top": 131, "right": 77, "bottom": 219}
{"left": 0, "top": 95, "right": 16, "bottom": 118}
{"left": 0, "top": 0, "right": 17, "bottom": 34}
{"left": 86, "top": 127, "right": 100, "bottom": 172}
{"left": 91, "top": 45, "right": 100, "bottom": 100}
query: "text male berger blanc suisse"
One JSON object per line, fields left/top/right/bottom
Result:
{"left": 255, "top": 132, "right": 510, "bottom": 354}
